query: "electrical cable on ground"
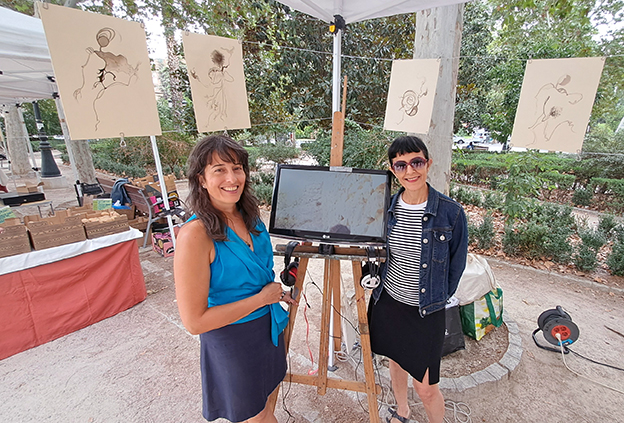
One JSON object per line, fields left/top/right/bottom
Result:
{"left": 556, "top": 335, "right": 624, "bottom": 395}
{"left": 444, "top": 400, "right": 472, "bottom": 423}
{"left": 567, "top": 348, "right": 624, "bottom": 372}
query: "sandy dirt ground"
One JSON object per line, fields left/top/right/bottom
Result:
{"left": 1, "top": 157, "right": 624, "bottom": 423}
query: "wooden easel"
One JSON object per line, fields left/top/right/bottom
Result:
{"left": 269, "top": 245, "right": 383, "bottom": 423}
{"left": 268, "top": 77, "right": 382, "bottom": 422}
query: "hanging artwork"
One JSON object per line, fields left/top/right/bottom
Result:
{"left": 384, "top": 59, "right": 440, "bottom": 134}
{"left": 38, "top": 2, "right": 161, "bottom": 140}
{"left": 511, "top": 57, "right": 605, "bottom": 153}
{"left": 183, "top": 33, "right": 251, "bottom": 133}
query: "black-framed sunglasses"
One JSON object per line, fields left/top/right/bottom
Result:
{"left": 391, "top": 157, "right": 428, "bottom": 173}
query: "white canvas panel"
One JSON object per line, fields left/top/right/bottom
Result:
{"left": 384, "top": 58, "right": 440, "bottom": 134}
{"left": 511, "top": 57, "right": 605, "bottom": 154}
{"left": 38, "top": 2, "right": 161, "bottom": 140}
{"left": 183, "top": 33, "right": 251, "bottom": 133}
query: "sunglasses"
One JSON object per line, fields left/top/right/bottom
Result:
{"left": 391, "top": 157, "right": 428, "bottom": 173}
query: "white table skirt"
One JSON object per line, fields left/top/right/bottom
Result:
{"left": 0, "top": 228, "right": 143, "bottom": 276}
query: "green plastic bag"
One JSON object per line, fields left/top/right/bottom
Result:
{"left": 459, "top": 287, "right": 503, "bottom": 341}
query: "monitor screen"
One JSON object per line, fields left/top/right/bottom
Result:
{"left": 268, "top": 165, "right": 391, "bottom": 245}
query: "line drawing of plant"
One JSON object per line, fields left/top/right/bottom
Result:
{"left": 527, "top": 74, "right": 583, "bottom": 145}
{"left": 73, "top": 27, "right": 140, "bottom": 131}
{"left": 190, "top": 46, "right": 235, "bottom": 124}
{"left": 397, "top": 77, "right": 428, "bottom": 125}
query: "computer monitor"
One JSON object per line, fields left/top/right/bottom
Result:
{"left": 268, "top": 165, "right": 391, "bottom": 245}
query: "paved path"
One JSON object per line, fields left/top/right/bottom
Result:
{"left": 2, "top": 157, "right": 623, "bottom": 422}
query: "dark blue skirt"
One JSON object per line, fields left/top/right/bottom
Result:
{"left": 200, "top": 312, "right": 286, "bottom": 422}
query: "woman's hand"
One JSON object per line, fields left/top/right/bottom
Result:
{"left": 280, "top": 290, "right": 298, "bottom": 306}
{"left": 259, "top": 282, "right": 285, "bottom": 305}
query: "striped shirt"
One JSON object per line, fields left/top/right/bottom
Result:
{"left": 385, "top": 196, "right": 427, "bottom": 307}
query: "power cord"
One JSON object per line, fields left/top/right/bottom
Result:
{"left": 556, "top": 334, "right": 624, "bottom": 395}
{"left": 444, "top": 400, "right": 472, "bottom": 423}
{"left": 299, "top": 269, "right": 476, "bottom": 422}
{"left": 566, "top": 347, "right": 624, "bottom": 372}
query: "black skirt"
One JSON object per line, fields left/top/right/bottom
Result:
{"left": 199, "top": 312, "right": 287, "bottom": 422}
{"left": 368, "top": 288, "right": 446, "bottom": 385}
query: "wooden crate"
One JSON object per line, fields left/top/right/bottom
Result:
{"left": 128, "top": 216, "right": 149, "bottom": 231}
{"left": 0, "top": 218, "right": 31, "bottom": 258}
{"left": 82, "top": 211, "right": 129, "bottom": 239}
{"left": 27, "top": 214, "right": 87, "bottom": 250}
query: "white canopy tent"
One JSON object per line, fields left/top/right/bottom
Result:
{"left": 0, "top": 6, "right": 175, "bottom": 246}
{"left": 0, "top": 7, "right": 56, "bottom": 104}
{"left": 275, "top": 0, "right": 468, "bottom": 113}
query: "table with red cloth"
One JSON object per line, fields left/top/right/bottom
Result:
{"left": 0, "top": 229, "right": 147, "bottom": 360}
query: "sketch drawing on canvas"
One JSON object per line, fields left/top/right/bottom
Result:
{"left": 397, "top": 77, "right": 428, "bottom": 125}
{"left": 190, "top": 47, "right": 235, "bottom": 124}
{"left": 73, "top": 27, "right": 141, "bottom": 131}
{"left": 183, "top": 33, "right": 251, "bottom": 132}
{"left": 510, "top": 57, "right": 604, "bottom": 154}
{"left": 527, "top": 74, "right": 583, "bottom": 145}
{"left": 384, "top": 59, "right": 439, "bottom": 134}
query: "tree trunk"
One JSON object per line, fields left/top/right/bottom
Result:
{"left": 54, "top": 97, "right": 97, "bottom": 184}
{"left": 413, "top": 5, "right": 464, "bottom": 195}
{"left": 163, "top": 13, "right": 183, "bottom": 127}
{"left": 3, "top": 105, "right": 32, "bottom": 176}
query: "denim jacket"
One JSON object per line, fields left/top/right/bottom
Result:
{"left": 372, "top": 184, "right": 468, "bottom": 317}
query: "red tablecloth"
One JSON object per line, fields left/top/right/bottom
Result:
{"left": 0, "top": 238, "right": 146, "bottom": 360}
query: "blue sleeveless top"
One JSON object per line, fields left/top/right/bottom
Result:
{"left": 188, "top": 215, "right": 289, "bottom": 346}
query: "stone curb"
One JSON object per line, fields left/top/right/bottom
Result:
{"left": 439, "top": 309, "right": 521, "bottom": 393}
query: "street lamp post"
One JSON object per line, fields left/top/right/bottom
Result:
{"left": 32, "top": 101, "right": 61, "bottom": 178}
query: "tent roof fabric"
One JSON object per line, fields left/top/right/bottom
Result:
{"left": 275, "top": 0, "right": 467, "bottom": 24}
{"left": 0, "top": 6, "right": 56, "bottom": 104}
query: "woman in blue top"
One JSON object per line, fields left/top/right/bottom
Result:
{"left": 368, "top": 136, "right": 468, "bottom": 423}
{"left": 174, "top": 135, "right": 295, "bottom": 423}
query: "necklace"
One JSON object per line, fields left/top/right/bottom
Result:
{"left": 225, "top": 214, "right": 252, "bottom": 248}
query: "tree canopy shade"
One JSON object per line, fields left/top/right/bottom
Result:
{"left": 0, "top": 6, "right": 55, "bottom": 104}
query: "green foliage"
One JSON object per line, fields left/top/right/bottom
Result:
{"left": 573, "top": 229, "right": 607, "bottom": 271}
{"left": 582, "top": 124, "right": 624, "bottom": 154}
{"left": 483, "top": 190, "right": 504, "bottom": 210}
{"left": 469, "top": 213, "right": 496, "bottom": 250}
{"left": 302, "top": 123, "right": 391, "bottom": 169}
{"left": 607, "top": 240, "right": 624, "bottom": 276}
{"left": 455, "top": 0, "right": 496, "bottom": 132}
{"left": 250, "top": 172, "right": 275, "bottom": 205}
{"left": 20, "top": 100, "right": 62, "bottom": 137}
{"left": 251, "top": 142, "right": 299, "bottom": 166}
{"left": 498, "top": 151, "right": 543, "bottom": 219}
{"left": 91, "top": 154, "right": 147, "bottom": 178}
{"left": 503, "top": 204, "right": 574, "bottom": 263}
{"left": 597, "top": 214, "right": 619, "bottom": 239}
{"left": 572, "top": 186, "right": 594, "bottom": 207}
{"left": 502, "top": 224, "right": 521, "bottom": 256}
{"left": 450, "top": 185, "right": 483, "bottom": 207}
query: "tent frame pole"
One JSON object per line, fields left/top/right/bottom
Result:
{"left": 149, "top": 135, "right": 176, "bottom": 248}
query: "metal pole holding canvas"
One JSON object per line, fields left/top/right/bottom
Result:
{"left": 149, "top": 135, "right": 176, "bottom": 248}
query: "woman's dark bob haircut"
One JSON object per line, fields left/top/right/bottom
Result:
{"left": 186, "top": 135, "right": 260, "bottom": 240}
{"left": 388, "top": 135, "right": 430, "bottom": 164}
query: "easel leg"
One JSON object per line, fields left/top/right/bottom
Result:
{"left": 317, "top": 258, "right": 335, "bottom": 395}
{"left": 331, "top": 259, "right": 342, "bottom": 354}
{"left": 352, "top": 261, "right": 380, "bottom": 423}
{"left": 267, "top": 254, "right": 310, "bottom": 413}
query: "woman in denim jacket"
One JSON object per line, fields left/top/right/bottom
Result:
{"left": 368, "top": 136, "right": 468, "bottom": 423}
